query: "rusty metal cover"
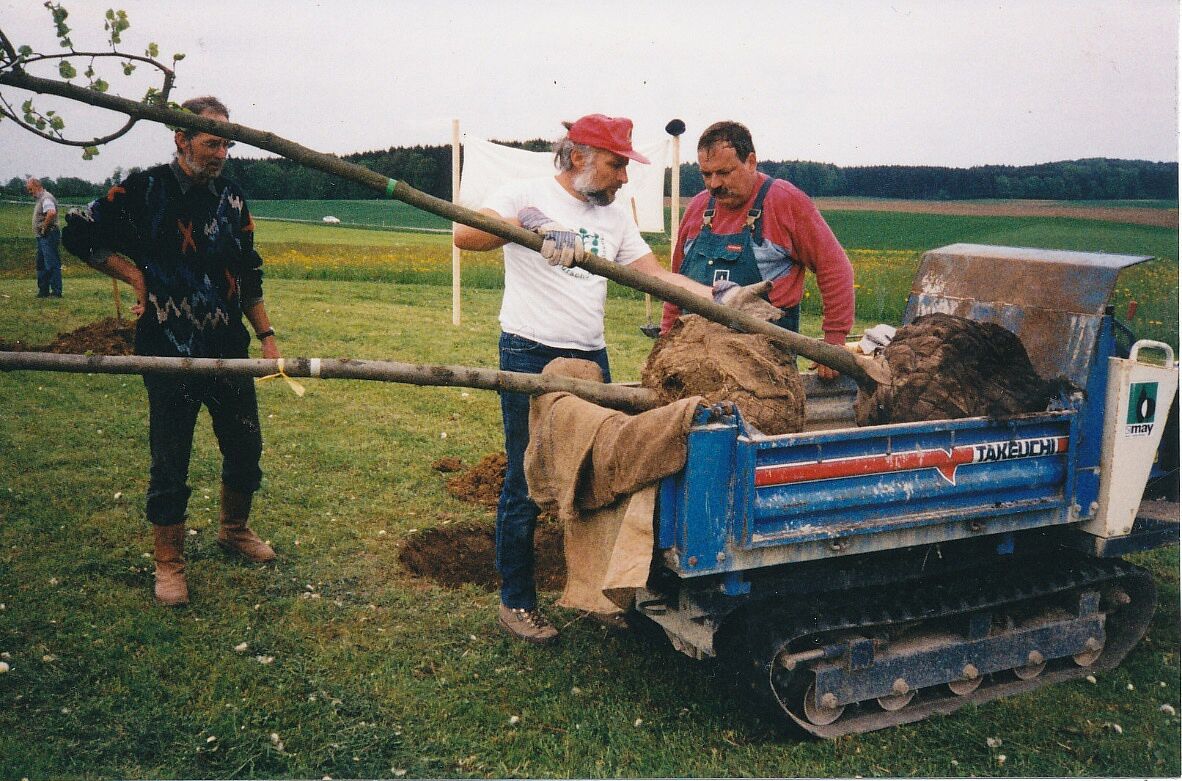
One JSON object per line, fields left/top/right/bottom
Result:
{"left": 904, "top": 244, "right": 1153, "bottom": 387}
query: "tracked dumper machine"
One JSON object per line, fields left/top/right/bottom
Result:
{"left": 635, "top": 244, "right": 1179, "bottom": 736}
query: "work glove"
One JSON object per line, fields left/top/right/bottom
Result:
{"left": 517, "top": 206, "right": 585, "bottom": 268}
{"left": 712, "top": 279, "right": 783, "bottom": 322}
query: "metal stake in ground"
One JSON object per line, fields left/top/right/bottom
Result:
{"left": 0, "top": 69, "right": 888, "bottom": 391}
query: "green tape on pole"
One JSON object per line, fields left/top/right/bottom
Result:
{"left": 385, "top": 178, "right": 398, "bottom": 198}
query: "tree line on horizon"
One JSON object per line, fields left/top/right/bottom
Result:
{"left": 4, "top": 142, "right": 1176, "bottom": 202}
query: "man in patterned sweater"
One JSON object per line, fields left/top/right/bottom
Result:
{"left": 63, "top": 96, "right": 280, "bottom": 607}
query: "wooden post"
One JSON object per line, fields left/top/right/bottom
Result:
{"left": 0, "top": 351, "right": 663, "bottom": 413}
{"left": 451, "top": 118, "right": 462, "bottom": 326}
{"left": 670, "top": 133, "right": 682, "bottom": 247}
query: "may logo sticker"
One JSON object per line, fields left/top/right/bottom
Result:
{"left": 1125, "top": 381, "right": 1158, "bottom": 437}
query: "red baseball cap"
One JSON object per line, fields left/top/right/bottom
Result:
{"left": 566, "top": 114, "right": 650, "bottom": 165}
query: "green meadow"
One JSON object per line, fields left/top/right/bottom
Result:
{"left": 0, "top": 200, "right": 1177, "bottom": 779}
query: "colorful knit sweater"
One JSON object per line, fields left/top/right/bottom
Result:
{"left": 63, "top": 161, "right": 263, "bottom": 358}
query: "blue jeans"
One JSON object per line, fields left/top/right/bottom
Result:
{"left": 35, "top": 228, "right": 62, "bottom": 296}
{"left": 497, "top": 332, "right": 611, "bottom": 609}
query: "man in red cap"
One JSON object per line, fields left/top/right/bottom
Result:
{"left": 455, "top": 114, "right": 780, "bottom": 644}
{"left": 661, "top": 121, "right": 855, "bottom": 379}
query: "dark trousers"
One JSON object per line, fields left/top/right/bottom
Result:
{"left": 144, "top": 373, "right": 263, "bottom": 526}
{"left": 496, "top": 332, "right": 611, "bottom": 609}
{"left": 35, "top": 228, "right": 62, "bottom": 296}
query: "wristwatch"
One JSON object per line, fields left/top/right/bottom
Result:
{"left": 255, "top": 328, "right": 275, "bottom": 341}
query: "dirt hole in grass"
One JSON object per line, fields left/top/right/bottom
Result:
{"left": 0, "top": 317, "right": 136, "bottom": 355}
{"left": 398, "top": 520, "right": 565, "bottom": 591}
{"left": 403, "top": 453, "right": 565, "bottom": 590}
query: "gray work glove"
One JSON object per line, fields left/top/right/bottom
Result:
{"left": 712, "top": 279, "right": 784, "bottom": 321}
{"left": 517, "top": 206, "right": 585, "bottom": 268}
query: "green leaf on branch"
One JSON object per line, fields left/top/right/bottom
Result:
{"left": 50, "top": 116, "right": 66, "bottom": 131}
{"left": 91, "top": 79, "right": 109, "bottom": 93}
{"left": 82, "top": 145, "right": 100, "bottom": 160}
{"left": 58, "top": 60, "right": 77, "bottom": 79}
{"left": 18, "top": 45, "right": 34, "bottom": 57}
{"left": 172, "top": 53, "right": 185, "bottom": 61}
{"left": 146, "top": 42, "right": 158, "bottom": 58}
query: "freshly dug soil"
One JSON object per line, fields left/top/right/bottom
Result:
{"left": 641, "top": 315, "right": 804, "bottom": 435}
{"left": 855, "top": 313, "right": 1068, "bottom": 426}
{"left": 431, "top": 457, "right": 464, "bottom": 473}
{"left": 0, "top": 317, "right": 136, "bottom": 355}
{"left": 397, "top": 520, "right": 565, "bottom": 591}
{"left": 445, "top": 452, "right": 507, "bottom": 508}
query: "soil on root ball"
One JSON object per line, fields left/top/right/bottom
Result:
{"left": 640, "top": 315, "right": 805, "bottom": 435}
{"left": 855, "top": 312, "right": 1071, "bottom": 426}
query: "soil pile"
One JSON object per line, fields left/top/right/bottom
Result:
{"left": 397, "top": 521, "right": 565, "bottom": 591}
{"left": 0, "top": 318, "right": 135, "bottom": 355}
{"left": 431, "top": 457, "right": 463, "bottom": 473}
{"left": 444, "top": 452, "right": 507, "bottom": 508}
{"left": 855, "top": 313, "right": 1068, "bottom": 426}
{"left": 641, "top": 315, "right": 804, "bottom": 435}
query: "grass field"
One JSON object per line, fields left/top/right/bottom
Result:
{"left": 0, "top": 201, "right": 1178, "bottom": 778}
{"left": 3, "top": 200, "right": 1175, "bottom": 344}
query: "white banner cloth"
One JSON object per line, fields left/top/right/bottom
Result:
{"left": 457, "top": 136, "right": 670, "bottom": 233}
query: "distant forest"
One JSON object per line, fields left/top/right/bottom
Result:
{"left": 4, "top": 142, "right": 1176, "bottom": 202}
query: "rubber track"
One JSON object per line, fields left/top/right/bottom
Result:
{"left": 742, "top": 555, "right": 1157, "bottom": 737}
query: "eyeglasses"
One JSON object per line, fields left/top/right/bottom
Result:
{"left": 198, "top": 139, "right": 236, "bottom": 152}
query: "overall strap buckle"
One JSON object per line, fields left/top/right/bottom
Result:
{"left": 744, "top": 207, "right": 762, "bottom": 232}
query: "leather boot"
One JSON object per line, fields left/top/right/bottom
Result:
{"left": 153, "top": 523, "right": 189, "bottom": 606}
{"left": 217, "top": 485, "right": 276, "bottom": 562}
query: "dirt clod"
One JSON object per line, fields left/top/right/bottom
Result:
{"left": 641, "top": 315, "right": 804, "bottom": 435}
{"left": 398, "top": 521, "right": 565, "bottom": 591}
{"left": 431, "top": 457, "right": 463, "bottom": 473}
{"left": 0, "top": 317, "right": 136, "bottom": 355}
{"left": 855, "top": 313, "right": 1069, "bottom": 426}
{"left": 445, "top": 452, "right": 506, "bottom": 508}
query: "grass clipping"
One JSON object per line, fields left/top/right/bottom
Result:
{"left": 855, "top": 313, "right": 1069, "bottom": 426}
{"left": 640, "top": 315, "right": 804, "bottom": 435}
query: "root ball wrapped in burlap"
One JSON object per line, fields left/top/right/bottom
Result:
{"left": 855, "top": 313, "right": 1069, "bottom": 426}
{"left": 640, "top": 316, "right": 804, "bottom": 435}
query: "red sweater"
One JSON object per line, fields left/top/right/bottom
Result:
{"left": 661, "top": 174, "right": 854, "bottom": 345}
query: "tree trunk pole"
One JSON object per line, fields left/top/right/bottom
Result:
{"left": 0, "top": 69, "right": 886, "bottom": 389}
{"left": 0, "top": 351, "right": 663, "bottom": 413}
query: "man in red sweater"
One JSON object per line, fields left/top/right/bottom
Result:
{"left": 661, "top": 121, "right": 855, "bottom": 379}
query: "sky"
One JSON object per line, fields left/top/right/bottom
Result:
{"left": 0, "top": 0, "right": 1178, "bottom": 183}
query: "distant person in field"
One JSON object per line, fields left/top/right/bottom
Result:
{"left": 62, "top": 95, "right": 281, "bottom": 608}
{"left": 662, "top": 121, "right": 855, "bottom": 380}
{"left": 26, "top": 177, "right": 62, "bottom": 298}
{"left": 454, "top": 114, "right": 774, "bottom": 644}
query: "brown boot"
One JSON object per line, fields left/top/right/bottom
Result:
{"left": 217, "top": 485, "right": 276, "bottom": 562}
{"left": 153, "top": 523, "right": 189, "bottom": 607}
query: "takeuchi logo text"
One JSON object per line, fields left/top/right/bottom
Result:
{"left": 755, "top": 436, "right": 1069, "bottom": 488}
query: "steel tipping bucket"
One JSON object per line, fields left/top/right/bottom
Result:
{"left": 903, "top": 243, "right": 1154, "bottom": 388}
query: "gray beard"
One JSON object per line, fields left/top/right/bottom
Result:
{"left": 181, "top": 150, "right": 223, "bottom": 183}
{"left": 573, "top": 166, "right": 615, "bottom": 206}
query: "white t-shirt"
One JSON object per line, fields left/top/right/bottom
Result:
{"left": 485, "top": 176, "right": 651, "bottom": 351}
